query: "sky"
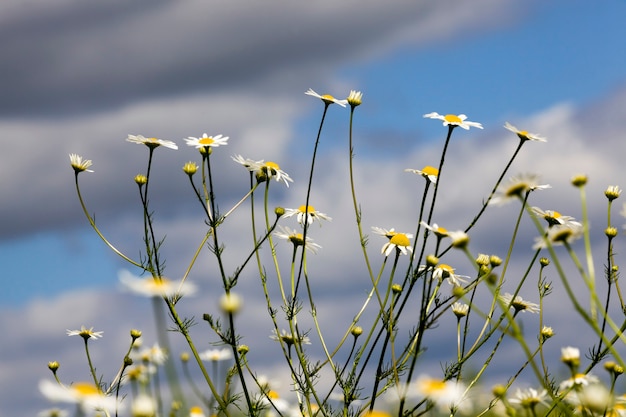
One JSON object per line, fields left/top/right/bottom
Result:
{"left": 2, "top": 0, "right": 626, "bottom": 415}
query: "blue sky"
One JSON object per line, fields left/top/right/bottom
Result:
{"left": 2, "top": 0, "right": 626, "bottom": 414}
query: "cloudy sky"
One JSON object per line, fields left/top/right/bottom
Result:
{"left": 2, "top": 0, "right": 626, "bottom": 415}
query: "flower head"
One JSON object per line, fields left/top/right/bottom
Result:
{"left": 39, "top": 380, "right": 120, "bottom": 414}
{"left": 532, "top": 207, "right": 581, "bottom": 228}
{"left": 126, "top": 134, "right": 178, "bottom": 150}
{"left": 118, "top": 269, "right": 197, "bottom": 298}
{"left": 305, "top": 88, "right": 348, "bottom": 107}
{"left": 270, "top": 329, "right": 311, "bottom": 346}
{"left": 432, "top": 264, "right": 468, "bottom": 286}
{"left": 510, "top": 387, "right": 549, "bottom": 409}
{"left": 132, "top": 343, "right": 168, "bottom": 365}
{"left": 66, "top": 325, "right": 103, "bottom": 340}
{"left": 447, "top": 230, "right": 470, "bottom": 248}
{"left": 504, "top": 122, "right": 547, "bottom": 142}
{"left": 423, "top": 112, "right": 483, "bottom": 130}
{"left": 283, "top": 205, "right": 332, "bottom": 227}
{"left": 533, "top": 223, "right": 584, "bottom": 249}
{"left": 219, "top": 292, "right": 243, "bottom": 314}
{"left": 231, "top": 154, "right": 293, "bottom": 187}
{"left": 452, "top": 302, "right": 469, "bottom": 318}
{"left": 274, "top": 225, "right": 321, "bottom": 253}
{"left": 561, "top": 346, "right": 581, "bottom": 367}
{"left": 420, "top": 222, "right": 448, "bottom": 238}
{"left": 406, "top": 166, "right": 438, "bottom": 184}
{"left": 347, "top": 90, "right": 363, "bottom": 107}
{"left": 69, "top": 154, "right": 93, "bottom": 173}
{"left": 499, "top": 292, "right": 540, "bottom": 314}
{"left": 372, "top": 227, "right": 413, "bottom": 256}
{"left": 413, "top": 375, "right": 468, "bottom": 412}
{"left": 189, "top": 406, "right": 207, "bottom": 417}
{"left": 606, "top": 185, "right": 622, "bottom": 201}
{"left": 559, "top": 373, "right": 599, "bottom": 391}
{"left": 490, "top": 174, "right": 551, "bottom": 205}
{"left": 184, "top": 133, "right": 229, "bottom": 149}
{"left": 199, "top": 348, "right": 233, "bottom": 362}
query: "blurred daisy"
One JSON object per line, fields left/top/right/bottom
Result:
{"left": 413, "top": 375, "right": 468, "bottom": 412}
{"left": 346, "top": 90, "right": 363, "bottom": 107}
{"left": 371, "top": 227, "right": 399, "bottom": 239}
{"left": 532, "top": 207, "right": 581, "bottom": 227}
{"left": 305, "top": 88, "right": 348, "bottom": 107}
{"left": 451, "top": 302, "right": 469, "bottom": 318}
{"left": 189, "top": 406, "right": 207, "bottom": 417}
{"left": 499, "top": 292, "right": 540, "bottom": 314}
{"left": 69, "top": 154, "right": 93, "bottom": 173}
{"left": 423, "top": 112, "right": 483, "bottom": 130}
{"left": 66, "top": 325, "right": 103, "bottom": 340}
{"left": 132, "top": 343, "right": 168, "bottom": 365}
{"left": 118, "top": 269, "right": 197, "bottom": 298}
{"left": 39, "top": 380, "right": 121, "bottom": 414}
{"left": 447, "top": 230, "right": 470, "bottom": 248}
{"left": 232, "top": 155, "right": 293, "bottom": 187}
{"left": 184, "top": 133, "right": 229, "bottom": 149}
{"left": 199, "top": 348, "right": 233, "bottom": 362}
{"left": 533, "top": 223, "right": 584, "bottom": 249}
{"left": 126, "top": 134, "right": 178, "bottom": 150}
{"left": 561, "top": 346, "right": 580, "bottom": 366}
{"left": 510, "top": 387, "right": 549, "bottom": 409}
{"left": 405, "top": 166, "right": 438, "bottom": 184}
{"left": 372, "top": 226, "right": 413, "bottom": 256}
{"left": 432, "top": 264, "right": 468, "bottom": 286}
{"left": 274, "top": 225, "right": 321, "bottom": 253}
{"left": 504, "top": 122, "right": 547, "bottom": 142}
{"left": 37, "top": 408, "right": 69, "bottom": 417}
{"left": 131, "top": 394, "right": 156, "bottom": 417}
{"left": 490, "top": 174, "right": 551, "bottom": 205}
{"left": 559, "top": 373, "right": 599, "bottom": 391}
{"left": 605, "top": 185, "right": 622, "bottom": 201}
{"left": 283, "top": 205, "right": 332, "bottom": 226}
{"left": 419, "top": 221, "right": 448, "bottom": 238}
{"left": 270, "top": 329, "right": 311, "bottom": 346}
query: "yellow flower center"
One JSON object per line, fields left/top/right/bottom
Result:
{"left": 268, "top": 390, "right": 280, "bottom": 399}
{"left": 190, "top": 406, "right": 203, "bottom": 414}
{"left": 298, "top": 205, "right": 315, "bottom": 213}
{"left": 321, "top": 94, "right": 336, "bottom": 102}
{"left": 390, "top": 233, "right": 410, "bottom": 247}
{"left": 518, "top": 130, "right": 529, "bottom": 138}
{"left": 551, "top": 211, "right": 562, "bottom": 218}
{"left": 421, "top": 166, "right": 439, "bottom": 177}
{"left": 505, "top": 182, "right": 529, "bottom": 197}
{"left": 289, "top": 233, "right": 305, "bottom": 246}
{"left": 435, "top": 226, "right": 448, "bottom": 235}
{"left": 73, "top": 382, "right": 101, "bottom": 396}
{"left": 421, "top": 379, "right": 447, "bottom": 395}
{"left": 264, "top": 161, "right": 280, "bottom": 175}
{"left": 444, "top": 114, "right": 462, "bottom": 124}
{"left": 438, "top": 264, "right": 454, "bottom": 278}
{"left": 199, "top": 137, "right": 214, "bottom": 145}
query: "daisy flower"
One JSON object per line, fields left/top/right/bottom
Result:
{"left": 405, "top": 166, "right": 438, "bottom": 184}
{"left": 270, "top": 329, "right": 311, "bottom": 346}
{"left": 372, "top": 226, "right": 413, "bottom": 256}
{"left": 423, "top": 112, "right": 483, "bottom": 130}
{"left": 37, "top": 408, "right": 69, "bottom": 417}
{"left": 346, "top": 90, "right": 363, "bottom": 107}
{"left": 69, "top": 154, "right": 93, "bottom": 173}
{"left": 532, "top": 207, "right": 581, "bottom": 228}
{"left": 533, "top": 222, "right": 584, "bottom": 249}
{"left": 605, "top": 185, "right": 622, "bottom": 201}
{"left": 413, "top": 375, "right": 469, "bottom": 412}
{"left": 489, "top": 174, "right": 551, "bottom": 205}
{"left": 274, "top": 225, "right": 321, "bottom": 253}
{"left": 132, "top": 343, "right": 168, "bottom": 365}
{"left": 559, "top": 373, "right": 599, "bottom": 391}
{"left": 118, "top": 269, "right": 197, "bottom": 298}
{"left": 432, "top": 264, "right": 468, "bottom": 286}
{"left": 451, "top": 302, "right": 469, "bottom": 318}
{"left": 305, "top": 88, "right": 348, "bottom": 107}
{"left": 126, "top": 134, "right": 178, "bottom": 150}
{"left": 184, "top": 133, "right": 229, "bottom": 149}
{"left": 131, "top": 394, "right": 156, "bottom": 417}
{"left": 231, "top": 154, "right": 293, "bottom": 187}
{"left": 189, "top": 406, "right": 207, "bottom": 417}
{"left": 199, "top": 348, "right": 233, "bottom": 362}
{"left": 447, "top": 230, "right": 470, "bottom": 248}
{"left": 510, "top": 387, "right": 549, "bottom": 409}
{"left": 39, "top": 380, "right": 121, "bottom": 414}
{"left": 561, "top": 346, "right": 580, "bottom": 366}
{"left": 66, "top": 325, "right": 103, "bottom": 340}
{"left": 419, "top": 221, "right": 448, "bottom": 238}
{"left": 498, "top": 292, "right": 540, "bottom": 314}
{"left": 283, "top": 205, "right": 332, "bottom": 227}
{"left": 504, "top": 122, "right": 547, "bottom": 142}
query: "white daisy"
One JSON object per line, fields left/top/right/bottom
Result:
{"left": 498, "top": 292, "right": 540, "bottom": 314}
{"left": 199, "top": 348, "right": 233, "bottom": 362}
{"left": 39, "top": 380, "right": 121, "bottom": 414}
{"left": 423, "top": 112, "right": 483, "bottom": 130}
{"left": 270, "top": 329, "right": 311, "bottom": 346}
{"left": 126, "top": 134, "right": 178, "bottom": 150}
{"left": 413, "top": 375, "right": 469, "bottom": 412}
{"left": 432, "top": 264, "right": 468, "bottom": 286}
{"left": 66, "top": 325, "right": 103, "bottom": 340}
{"left": 532, "top": 207, "right": 581, "bottom": 227}
{"left": 419, "top": 221, "right": 448, "bottom": 238}
{"left": 510, "top": 387, "right": 549, "bottom": 409}
{"left": 346, "top": 90, "right": 363, "bottom": 107}
{"left": 504, "top": 122, "right": 547, "bottom": 142}
{"left": 184, "top": 133, "right": 229, "bottom": 149}
{"left": 118, "top": 269, "right": 197, "bottom": 298}
{"left": 232, "top": 154, "right": 293, "bottom": 187}
{"left": 305, "top": 88, "right": 348, "bottom": 107}
{"left": 131, "top": 343, "right": 168, "bottom": 365}
{"left": 69, "top": 154, "right": 93, "bottom": 173}
{"left": 533, "top": 222, "right": 584, "bottom": 250}
{"left": 283, "top": 205, "right": 332, "bottom": 227}
{"left": 405, "top": 165, "right": 438, "bottom": 184}
{"left": 372, "top": 226, "right": 413, "bottom": 257}
{"left": 274, "top": 225, "right": 321, "bottom": 253}
{"left": 490, "top": 174, "right": 551, "bottom": 205}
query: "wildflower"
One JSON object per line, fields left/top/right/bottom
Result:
{"left": 118, "top": 269, "right": 197, "bottom": 298}
{"left": 420, "top": 222, "right": 448, "bottom": 238}
{"left": 131, "top": 394, "right": 156, "bottom": 417}
{"left": 134, "top": 174, "right": 148, "bottom": 185}
{"left": 571, "top": 174, "right": 588, "bottom": 187}
{"left": 66, "top": 326, "right": 103, "bottom": 340}
{"left": 37, "top": 408, "right": 69, "bottom": 417}
{"left": 372, "top": 226, "right": 413, "bottom": 256}
{"left": 561, "top": 346, "right": 581, "bottom": 368}
{"left": 347, "top": 90, "right": 363, "bottom": 107}
{"left": 447, "top": 230, "right": 470, "bottom": 248}
{"left": 126, "top": 134, "right": 178, "bottom": 150}
{"left": 231, "top": 155, "right": 293, "bottom": 187}
{"left": 273, "top": 225, "right": 321, "bottom": 253}
{"left": 559, "top": 373, "right": 599, "bottom": 391}
{"left": 182, "top": 161, "right": 198, "bottom": 176}
{"left": 305, "top": 88, "right": 348, "bottom": 107}
{"left": 540, "top": 326, "right": 554, "bottom": 340}
{"left": 39, "top": 380, "right": 121, "bottom": 414}
{"left": 270, "top": 329, "right": 311, "bottom": 346}
{"left": 504, "top": 122, "right": 547, "bottom": 142}
{"left": 283, "top": 205, "right": 332, "bottom": 227}
{"left": 219, "top": 292, "right": 243, "bottom": 314}
{"left": 69, "top": 154, "right": 93, "bottom": 173}
{"left": 199, "top": 348, "right": 233, "bottom": 362}
{"left": 452, "top": 302, "right": 469, "bottom": 318}
{"left": 406, "top": 166, "right": 439, "bottom": 184}
{"left": 533, "top": 222, "right": 584, "bottom": 249}
{"left": 532, "top": 207, "right": 581, "bottom": 227}
{"left": 423, "top": 112, "right": 483, "bottom": 130}
{"left": 132, "top": 343, "right": 168, "bottom": 365}
{"left": 184, "top": 133, "right": 229, "bottom": 149}
{"left": 510, "top": 387, "right": 549, "bottom": 409}
{"left": 189, "top": 406, "right": 207, "bottom": 417}
{"left": 432, "top": 264, "right": 468, "bottom": 286}
{"left": 562, "top": 383, "right": 613, "bottom": 415}
{"left": 606, "top": 185, "right": 622, "bottom": 201}
{"left": 360, "top": 411, "right": 392, "bottom": 417}
{"left": 499, "top": 292, "right": 540, "bottom": 314}
{"left": 490, "top": 174, "right": 551, "bottom": 205}
{"left": 413, "top": 375, "right": 468, "bottom": 412}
